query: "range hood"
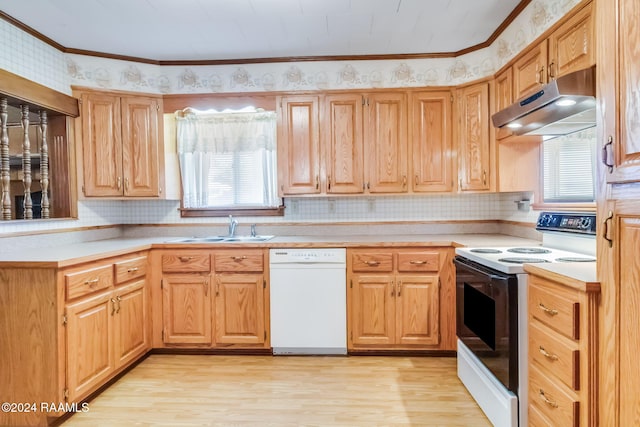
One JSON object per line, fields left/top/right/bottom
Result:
{"left": 492, "top": 66, "right": 596, "bottom": 136}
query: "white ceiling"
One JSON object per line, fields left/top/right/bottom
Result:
{"left": 1, "top": 0, "right": 523, "bottom": 62}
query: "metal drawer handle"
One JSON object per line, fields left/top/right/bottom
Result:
{"left": 127, "top": 267, "right": 139, "bottom": 273}
{"left": 179, "top": 256, "right": 194, "bottom": 262}
{"left": 538, "top": 303, "right": 558, "bottom": 316}
{"left": 231, "top": 256, "right": 247, "bottom": 261}
{"left": 409, "top": 260, "right": 427, "bottom": 265}
{"left": 365, "top": 260, "right": 380, "bottom": 266}
{"left": 539, "top": 346, "right": 559, "bottom": 361}
{"left": 538, "top": 389, "right": 558, "bottom": 408}
{"left": 84, "top": 278, "right": 99, "bottom": 287}
{"left": 115, "top": 296, "right": 122, "bottom": 314}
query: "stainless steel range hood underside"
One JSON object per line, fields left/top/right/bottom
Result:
{"left": 491, "top": 66, "right": 596, "bottom": 137}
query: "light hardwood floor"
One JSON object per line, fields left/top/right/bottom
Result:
{"left": 61, "top": 355, "right": 491, "bottom": 426}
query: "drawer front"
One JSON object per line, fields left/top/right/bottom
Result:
{"left": 529, "top": 283, "right": 579, "bottom": 340}
{"left": 529, "top": 364, "right": 579, "bottom": 427}
{"left": 114, "top": 256, "right": 147, "bottom": 284}
{"left": 397, "top": 251, "right": 439, "bottom": 272}
{"left": 351, "top": 252, "right": 393, "bottom": 272}
{"left": 65, "top": 264, "right": 113, "bottom": 300}
{"left": 162, "top": 252, "right": 211, "bottom": 273}
{"left": 214, "top": 250, "right": 264, "bottom": 272}
{"left": 530, "top": 321, "right": 580, "bottom": 390}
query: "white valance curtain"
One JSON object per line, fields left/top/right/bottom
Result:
{"left": 176, "top": 108, "right": 279, "bottom": 209}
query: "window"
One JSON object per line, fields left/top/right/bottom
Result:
{"left": 542, "top": 127, "right": 596, "bottom": 203}
{"left": 176, "top": 107, "right": 281, "bottom": 216}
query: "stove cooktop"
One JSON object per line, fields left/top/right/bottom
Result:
{"left": 455, "top": 246, "right": 596, "bottom": 274}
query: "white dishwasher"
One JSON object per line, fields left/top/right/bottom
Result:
{"left": 269, "top": 248, "right": 347, "bottom": 355}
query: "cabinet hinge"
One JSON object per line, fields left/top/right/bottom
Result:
{"left": 160, "top": 279, "right": 164, "bottom": 289}
{"left": 162, "top": 330, "right": 165, "bottom": 341}
{"left": 81, "top": 185, "right": 85, "bottom": 195}
{"left": 263, "top": 279, "right": 266, "bottom": 289}
{"left": 264, "top": 330, "right": 267, "bottom": 340}
{"left": 350, "top": 279, "right": 353, "bottom": 289}
{"left": 350, "top": 331, "right": 353, "bottom": 341}
{"left": 156, "top": 103, "right": 160, "bottom": 111}
{"left": 450, "top": 95, "right": 454, "bottom": 103}
{"left": 63, "top": 388, "right": 69, "bottom": 402}
{"left": 62, "top": 313, "right": 67, "bottom": 326}
{"left": 438, "top": 278, "right": 441, "bottom": 289}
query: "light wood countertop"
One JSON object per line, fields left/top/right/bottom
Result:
{"left": 524, "top": 262, "right": 599, "bottom": 293}
{"left": 0, "top": 233, "right": 542, "bottom": 268}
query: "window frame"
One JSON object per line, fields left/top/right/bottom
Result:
{"left": 174, "top": 104, "right": 283, "bottom": 217}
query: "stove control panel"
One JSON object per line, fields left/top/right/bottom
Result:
{"left": 536, "top": 212, "right": 596, "bottom": 235}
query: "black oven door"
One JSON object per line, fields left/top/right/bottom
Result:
{"left": 454, "top": 256, "right": 518, "bottom": 393}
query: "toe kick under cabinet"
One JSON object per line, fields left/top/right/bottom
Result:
{"left": 149, "top": 248, "right": 270, "bottom": 350}
{"left": 0, "top": 250, "right": 151, "bottom": 427}
{"left": 347, "top": 247, "right": 456, "bottom": 352}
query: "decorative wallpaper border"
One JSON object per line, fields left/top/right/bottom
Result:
{"left": 0, "top": 0, "right": 581, "bottom": 95}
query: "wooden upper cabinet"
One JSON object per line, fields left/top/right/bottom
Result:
{"left": 364, "top": 92, "right": 408, "bottom": 193}
{"left": 323, "top": 93, "right": 365, "bottom": 194}
{"left": 80, "top": 92, "right": 123, "bottom": 197}
{"left": 277, "top": 95, "right": 321, "bottom": 195}
{"left": 78, "top": 90, "right": 162, "bottom": 198}
{"left": 603, "top": 0, "right": 640, "bottom": 183}
{"left": 494, "top": 67, "right": 514, "bottom": 140}
{"left": 513, "top": 41, "right": 549, "bottom": 100}
{"left": 457, "top": 82, "right": 491, "bottom": 191}
{"left": 548, "top": 1, "right": 594, "bottom": 80}
{"left": 410, "top": 91, "right": 453, "bottom": 192}
{"left": 120, "top": 97, "right": 161, "bottom": 197}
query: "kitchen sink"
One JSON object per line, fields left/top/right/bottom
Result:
{"left": 166, "top": 235, "right": 274, "bottom": 243}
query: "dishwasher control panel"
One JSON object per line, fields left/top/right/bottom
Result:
{"left": 269, "top": 248, "right": 346, "bottom": 264}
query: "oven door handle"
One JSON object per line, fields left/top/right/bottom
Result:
{"left": 453, "top": 257, "right": 512, "bottom": 282}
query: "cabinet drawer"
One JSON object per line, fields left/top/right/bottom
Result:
{"left": 529, "top": 364, "right": 579, "bottom": 427}
{"left": 351, "top": 252, "right": 393, "bottom": 272}
{"left": 530, "top": 321, "right": 580, "bottom": 390}
{"left": 529, "top": 282, "right": 579, "bottom": 340}
{"left": 114, "top": 256, "right": 147, "bottom": 284}
{"left": 397, "top": 252, "right": 439, "bottom": 272}
{"left": 162, "top": 252, "right": 211, "bottom": 273}
{"left": 214, "top": 250, "right": 264, "bottom": 272}
{"left": 65, "top": 264, "right": 113, "bottom": 300}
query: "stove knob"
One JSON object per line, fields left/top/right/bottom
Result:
{"left": 579, "top": 217, "right": 592, "bottom": 229}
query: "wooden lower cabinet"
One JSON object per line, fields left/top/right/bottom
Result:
{"left": 524, "top": 264, "right": 599, "bottom": 427}
{"left": 155, "top": 248, "right": 270, "bottom": 349}
{"left": 347, "top": 248, "right": 454, "bottom": 351}
{"left": 214, "top": 273, "right": 266, "bottom": 345}
{"left": 0, "top": 251, "right": 150, "bottom": 427}
{"left": 65, "top": 291, "right": 115, "bottom": 402}
{"left": 161, "top": 274, "right": 212, "bottom": 345}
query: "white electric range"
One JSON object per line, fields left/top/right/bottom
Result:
{"left": 454, "top": 212, "right": 596, "bottom": 427}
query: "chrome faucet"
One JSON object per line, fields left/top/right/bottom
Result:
{"left": 228, "top": 215, "right": 239, "bottom": 237}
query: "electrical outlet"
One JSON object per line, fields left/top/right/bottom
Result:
{"left": 328, "top": 199, "right": 336, "bottom": 214}
{"left": 290, "top": 199, "right": 298, "bottom": 214}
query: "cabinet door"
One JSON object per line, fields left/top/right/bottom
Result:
{"left": 113, "top": 280, "right": 149, "bottom": 368}
{"left": 278, "top": 96, "right": 321, "bottom": 194}
{"left": 350, "top": 274, "right": 395, "bottom": 346}
{"left": 395, "top": 275, "right": 440, "bottom": 346}
{"left": 66, "top": 291, "right": 115, "bottom": 402}
{"left": 457, "top": 82, "right": 491, "bottom": 191}
{"left": 80, "top": 92, "right": 123, "bottom": 196}
{"left": 121, "top": 96, "right": 161, "bottom": 197}
{"left": 617, "top": 213, "right": 640, "bottom": 427}
{"left": 513, "top": 41, "right": 548, "bottom": 100}
{"left": 365, "top": 92, "right": 408, "bottom": 193}
{"left": 608, "top": 0, "right": 640, "bottom": 183}
{"left": 548, "top": 2, "right": 594, "bottom": 80}
{"left": 494, "top": 67, "right": 514, "bottom": 140}
{"left": 323, "top": 94, "right": 365, "bottom": 194}
{"left": 162, "top": 274, "right": 212, "bottom": 345}
{"left": 411, "top": 91, "right": 453, "bottom": 192}
{"left": 214, "top": 274, "right": 265, "bottom": 345}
